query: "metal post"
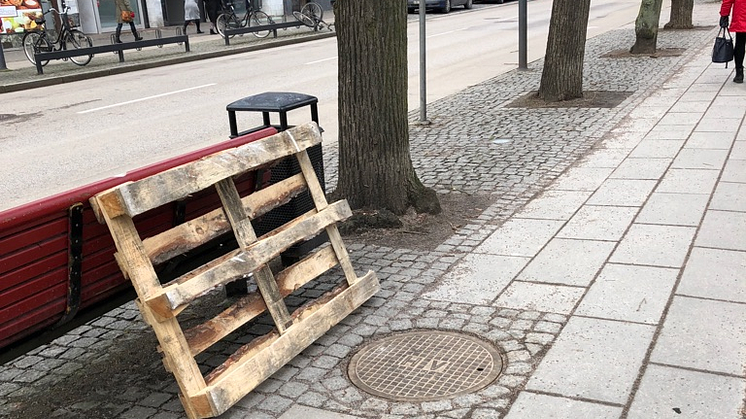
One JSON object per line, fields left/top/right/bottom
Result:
{"left": 0, "top": 41, "right": 7, "bottom": 71}
{"left": 419, "top": 1, "right": 429, "bottom": 124}
{"left": 518, "top": 0, "right": 527, "bottom": 70}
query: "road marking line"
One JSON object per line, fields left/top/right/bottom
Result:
{"left": 306, "top": 56, "right": 338, "bottom": 65}
{"left": 427, "top": 27, "right": 468, "bottom": 38}
{"left": 77, "top": 83, "right": 217, "bottom": 114}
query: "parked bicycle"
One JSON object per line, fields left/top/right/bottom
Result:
{"left": 216, "top": 0, "right": 274, "bottom": 39}
{"left": 22, "top": 6, "right": 93, "bottom": 66}
{"left": 293, "top": 1, "right": 333, "bottom": 32}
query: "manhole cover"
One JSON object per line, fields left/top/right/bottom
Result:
{"left": 348, "top": 331, "right": 503, "bottom": 401}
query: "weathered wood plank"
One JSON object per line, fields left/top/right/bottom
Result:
{"left": 242, "top": 173, "right": 307, "bottom": 219}
{"left": 111, "top": 123, "right": 322, "bottom": 218}
{"left": 194, "top": 270, "right": 379, "bottom": 414}
{"left": 325, "top": 225, "right": 359, "bottom": 286}
{"left": 273, "top": 245, "right": 339, "bottom": 295}
{"left": 167, "top": 249, "right": 242, "bottom": 287}
{"left": 161, "top": 251, "right": 252, "bottom": 310}
{"left": 215, "top": 178, "right": 292, "bottom": 333}
{"left": 142, "top": 173, "right": 306, "bottom": 266}
{"left": 91, "top": 186, "right": 130, "bottom": 222}
{"left": 166, "top": 201, "right": 349, "bottom": 310}
{"left": 144, "top": 210, "right": 229, "bottom": 267}
{"left": 89, "top": 197, "right": 164, "bottom": 308}
{"left": 136, "top": 299, "right": 211, "bottom": 419}
{"left": 91, "top": 193, "right": 207, "bottom": 416}
{"left": 184, "top": 244, "right": 338, "bottom": 355}
{"left": 295, "top": 150, "right": 328, "bottom": 210}
{"left": 244, "top": 200, "right": 352, "bottom": 271}
{"left": 295, "top": 150, "right": 358, "bottom": 285}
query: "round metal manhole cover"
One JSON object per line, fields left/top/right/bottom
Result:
{"left": 347, "top": 330, "right": 504, "bottom": 402}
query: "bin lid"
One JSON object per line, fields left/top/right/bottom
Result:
{"left": 227, "top": 92, "right": 318, "bottom": 113}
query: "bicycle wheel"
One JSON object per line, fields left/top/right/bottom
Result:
{"left": 216, "top": 13, "right": 241, "bottom": 39}
{"left": 249, "top": 11, "right": 273, "bottom": 38}
{"left": 66, "top": 30, "right": 93, "bottom": 66}
{"left": 33, "top": 36, "right": 52, "bottom": 67}
{"left": 293, "top": 11, "right": 314, "bottom": 27}
{"left": 300, "top": 2, "right": 323, "bottom": 22}
{"left": 22, "top": 31, "right": 44, "bottom": 64}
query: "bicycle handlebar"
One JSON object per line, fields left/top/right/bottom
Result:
{"left": 46, "top": 6, "right": 71, "bottom": 15}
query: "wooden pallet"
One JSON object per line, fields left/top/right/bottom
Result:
{"left": 91, "top": 122, "right": 379, "bottom": 419}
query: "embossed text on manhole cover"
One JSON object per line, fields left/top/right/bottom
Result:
{"left": 347, "top": 330, "right": 504, "bottom": 401}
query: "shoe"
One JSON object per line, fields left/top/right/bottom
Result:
{"left": 210, "top": 29, "right": 217, "bottom": 35}
{"left": 735, "top": 68, "right": 744, "bottom": 84}
{"left": 115, "top": 38, "right": 123, "bottom": 43}
{"left": 134, "top": 34, "right": 143, "bottom": 41}
{"left": 197, "top": 30, "right": 204, "bottom": 33}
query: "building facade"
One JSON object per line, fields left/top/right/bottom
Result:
{"left": 1, "top": 0, "right": 327, "bottom": 37}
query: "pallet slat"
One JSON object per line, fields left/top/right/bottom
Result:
{"left": 142, "top": 173, "right": 307, "bottom": 266}
{"left": 162, "top": 200, "right": 350, "bottom": 311}
{"left": 199, "top": 271, "right": 378, "bottom": 415}
{"left": 94, "top": 124, "right": 322, "bottom": 220}
{"left": 184, "top": 244, "right": 337, "bottom": 355}
{"left": 215, "top": 177, "right": 292, "bottom": 334}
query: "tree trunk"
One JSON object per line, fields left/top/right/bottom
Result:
{"left": 631, "top": 0, "right": 664, "bottom": 54}
{"left": 335, "top": 0, "right": 440, "bottom": 215}
{"left": 665, "top": 0, "right": 694, "bottom": 29}
{"left": 537, "top": 0, "right": 592, "bottom": 102}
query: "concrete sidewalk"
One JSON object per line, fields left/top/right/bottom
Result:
{"left": 0, "top": 1, "right": 744, "bottom": 418}
{"left": 446, "top": 41, "right": 746, "bottom": 419}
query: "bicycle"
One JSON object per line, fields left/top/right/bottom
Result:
{"left": 22, "top": 7, "right": 93, "bottom": 67}
{"left": 293, "top": 1, "right": 333, "bottom": 32}
{"left": 216, "top": 0, "right": 274, "bottom": 39}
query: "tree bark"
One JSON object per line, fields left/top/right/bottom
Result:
{"left": 335, "top": 0, "right": 440, "bottom": 215}
{"left": 537, "top": 0, "right": 592, "bottom": 102}
{"left": 631, "top": 0, "right": 664, "bottom": 54}
{"left": 665, "top": 0, "right": 694, "bottom": 29}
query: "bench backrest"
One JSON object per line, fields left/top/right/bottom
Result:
{"left": 0, "top": 127, "right": 276, "bottom": 354}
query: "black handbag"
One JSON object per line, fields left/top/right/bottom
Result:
{"left": 713, "top": 27, "right": 734, "bottom": 67}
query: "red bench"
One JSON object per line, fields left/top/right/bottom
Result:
{"left": 0, "top": 128, "right": 277, "bottom": 359}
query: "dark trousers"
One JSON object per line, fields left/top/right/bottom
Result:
{"left": 116, "top": 22, "right": 138, "bottom": 39}
{"left": 183, "top": 19, "right": 201, "bottom": 33}
{"left": 736, "top": 32, "right": 746, "bottom": 69}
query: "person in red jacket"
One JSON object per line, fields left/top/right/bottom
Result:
{"left": 721, "top": 0, "right": 746, "bottom": 83}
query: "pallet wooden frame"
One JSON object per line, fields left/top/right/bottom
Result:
{"left": 91, "top": 122, "right": 379, "bottom": 419}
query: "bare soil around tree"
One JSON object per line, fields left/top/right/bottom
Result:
{"left": 339, "top": 193, "right": 495, "bottom": 251}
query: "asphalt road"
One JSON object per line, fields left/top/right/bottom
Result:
{"left": 0, "top": 0, "right": 642, "bottom": 211}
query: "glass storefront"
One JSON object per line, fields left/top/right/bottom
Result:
{"left": 98, "top": 0, "right": 140, "bottom": 30}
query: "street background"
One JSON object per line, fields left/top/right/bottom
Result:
{"left": 0, "top": 0, "right": 641, "bottom": 211}
{"left": 1, "top": 0, "right": 745, "bottom": 418}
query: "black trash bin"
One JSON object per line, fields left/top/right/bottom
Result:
{"left": 225, "top": 91, "right": 327, "bottom": 264}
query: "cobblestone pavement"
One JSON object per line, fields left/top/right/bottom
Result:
{"left": 2, "top": 1, "right": 744, "bottom": 418}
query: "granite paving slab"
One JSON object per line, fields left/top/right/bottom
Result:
{"left": 635, "top": 192, "right": 710, "bottom": 226}
{"left": 677, "top": 247, "right": 746, "bottom": 303}
{"left": 504, "top": 392, "right": 622, "bottom": 419}
{"left": 574, "top": 264, "right": 679, "bottom": 324}
{"left": 651, "top": 296, "right": 746, "bottom": 376}
{"left": 525, "top": 316, "right": 656, "bottom": 404}
{"left": 516, "top": 238, "right": 615, "bottom": 287}
{"left": 695, "top": 210, "right": 746, "bottom": 251}
{"left": 556, "top": 205, "right": 639, "bottom": 241}
{"left": 627, "top": 364, "right": 746, "bottom": 419}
